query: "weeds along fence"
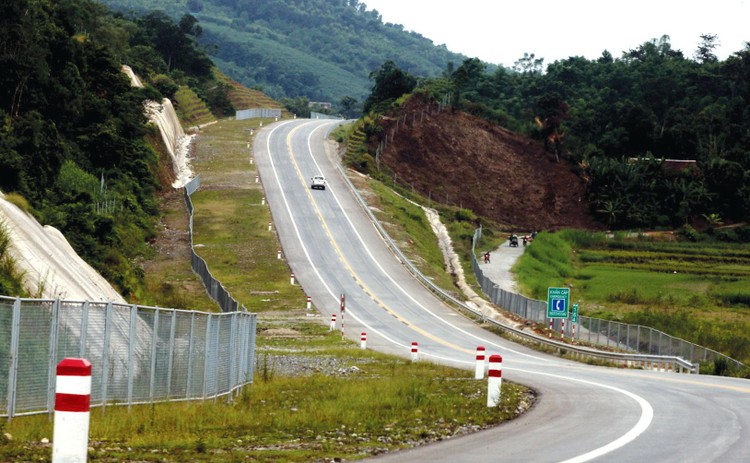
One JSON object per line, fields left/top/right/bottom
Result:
{"left": 471, "top": 226, "right": 745, "bottom": 370}
{"left": 185, "top": 175, "right": 246, "bottom": 313}
{"left": 1, "top": 296, "right": 257, "bottom": 419}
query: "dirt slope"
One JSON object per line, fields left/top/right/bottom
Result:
{"left": 377, "top": 96, "right": 602, "bottom": 231}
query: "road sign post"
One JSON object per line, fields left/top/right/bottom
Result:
{"left": 571, "top": 303, "right": 579, "bottom": 343}
{"left": 547, "top": 287, "right": 570, "bottom": 338}
{"left": 547, "top": 287, "right": 570, "bottom": 319}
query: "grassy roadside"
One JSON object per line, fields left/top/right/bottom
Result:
{"left": 0, "top": 118, "right": 533, "bottom": 462}
{"left": 514, "top": 229, "right": 750, "bottom": 369}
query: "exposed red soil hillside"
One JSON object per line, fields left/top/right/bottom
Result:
{"left": 376, "top": 96, "right": 603, "bottom": 231}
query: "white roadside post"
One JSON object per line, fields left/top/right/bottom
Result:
{"left": 277, "top": 249, "right": 282, "bottom": 260}
{"left": 411, "top": 342, "right": 419, "bottom": 362}
{"left": 360, "top": 332, "right": 367, "bottom": 349}
{"left": 268, "top": 221, "right": 272, "bottom": 232}
{"left": 290, "top": 272, "right": 295, "bottom": 285}
{"left": 306, "top": 296, "right": 312, "bottom": 311}
{"left": 487, "top": 354, "right": 503, "bottom": 407}
{"left": 475, "top": 346, "right": 486, "bottom": 379}
{"left": 329, "top": 313, "right": 336, "bottom": 331}
{"left": 53, "top": 358, "right": 92, "bottom": 463}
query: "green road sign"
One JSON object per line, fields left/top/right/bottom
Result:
{"left": 547, "top": 287, "right": 570, "bottom": 319}
{"left": 572, "top": 303, "right": 579, "bottom": 323}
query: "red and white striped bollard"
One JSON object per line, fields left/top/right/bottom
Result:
{"left": 548, "top": 319, "right": 553, "bottom": 338}
{"left": 411, "top": 342, "right": 419, "bottom": 362}
{"left": 290, "top": 272, "right": 295, "bottom": 285}
{"left": 487, "top": 354, "right": 503, "bottom": 407}
{"left": 475, "top": 346, "right": 486, "bottom": 379}
{"left": 329, "top": 313, "right": 336, "bottom": 331}
{"left": 360, "top": 332, "right": 367, "bottom": 349}
{"left": 53, "top": 358, "right": 92, "bottom": 463}
{"left": 268, "top": 221, "right": 272, "bottom": 232}
{"left": 561, "top": 319, "right": 566, "bottom": 342}
{"left": 306, "top": 296, "right": 312, "bottom": 310}
{"left": 340, "top": 294, "right": 345, "bottom": 338}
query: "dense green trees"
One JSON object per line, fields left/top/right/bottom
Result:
{"left": 0, "top": 0, "right": 224, "bottom": 297}
{"left": 358, "top": 36, "right": 750, "bottom": 230}
{"left": 99, "top": 0, "right": 469, "bottom": 106}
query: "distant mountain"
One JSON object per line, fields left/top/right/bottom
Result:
{"left": 100, "top": 0, "right": 472, "bottom": 106}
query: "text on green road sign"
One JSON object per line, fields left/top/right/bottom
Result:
{"left": 572, "top": 303, "right": 579, "bottom": 323}
{"left": 547, "top": 287, "right": 570, "bottom": 319}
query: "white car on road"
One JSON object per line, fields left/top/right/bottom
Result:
{"left": 310, "top": 175, "right": 326, "bottom": 190}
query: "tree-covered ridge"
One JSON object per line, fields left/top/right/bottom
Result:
{"left": 100, "top": 0, "right": 469, "bottom": 105}
{"left": 0, "top": 0, "right": 225, "bottom": 298}
{"left": 365, "top": 36, "right": 750, "bottom": 230}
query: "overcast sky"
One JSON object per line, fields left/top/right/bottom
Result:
{"left": 363, "top": 0, "right": 749, "bottom": 68}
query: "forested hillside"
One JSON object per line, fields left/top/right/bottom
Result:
{"left": 358, "top": 36, "right": 750, "bottom": 232}
{"left": 100, "top": 0, "right": 469, "bottom": 107}
{"left": 0, "top": 0, "right": 229, "bottom": 298}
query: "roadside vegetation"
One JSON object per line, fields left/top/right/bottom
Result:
{"left": 514, "top": 229, "right": 750, "bottom": 371}
{"left": 1, "top": 319, "right": 529, "bottom": 462}
{"left": 4, "top": 116, "right": 536, "bottom": 462}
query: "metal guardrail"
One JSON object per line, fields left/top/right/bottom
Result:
{"left": 470, "top": 226, "right": 746, "bottom": 373}
{"left": 337, "top": 165, "right": 701, "bottom": 373}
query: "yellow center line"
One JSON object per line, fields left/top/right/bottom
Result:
{"left": 285, "top": 124, "right": 472, "bottom": 355}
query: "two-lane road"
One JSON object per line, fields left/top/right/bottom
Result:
{"left": 253, "top": 119, "right": 750, "bottom": 462}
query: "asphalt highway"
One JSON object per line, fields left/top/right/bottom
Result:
{"left": 253, "top": 118, "right": 750, "bottom": 463}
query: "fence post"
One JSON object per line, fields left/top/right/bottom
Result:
{"left": 52, "top": 358, "right": 91, "bottom": 463}
{"left": 100, "top": 302, "right": 113, "bottom": 413}
{"left": 149, "top": 308, "right": 160, "bottom": 403}
{"left": 228, "top": 313, "right": 238, "bottom": 403}
{"left": 167, "top": 310, "right": 177, "bottom": 400}
{"left": 186, "top": 312, "right": 196, "bottom": 399}
{"left": 47, "top": 300, "right": 61, "bottom": 416}
{"left": 127, "top": 304, "right": 137, "bottom": 410}
{"left": 6, "top": 297, "right": 22, "bottom": 419}
{"left": 203, "top": 315, "right": 212, "bottom": 399}
{"left": 79, "top": 301, "right": 89, "bottom": 359}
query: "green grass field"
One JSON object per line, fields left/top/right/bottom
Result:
{"left": 514, "top": 230, "right": 750, "bottom": 365}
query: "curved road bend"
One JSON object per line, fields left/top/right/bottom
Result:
{"left": 253, "top": 119, "right": 750, "bottom": 463}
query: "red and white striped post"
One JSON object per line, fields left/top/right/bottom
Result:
{"left": 268, "top": 221, "right": 272, "bottom": 232}
{"left": 329, "top": 313, "right": 336, "bottom": 331}
{"left": 411, "top": 342, "right": 419, "bottom": 362}
{"left": 548, "top": 319, "right": 553, "bottom": 338}
{"left": 290, "top": 272, "right": 295, "bottom": 285}
{"left": 572, "top": 322, "right": 577, "bottom": 344}
{"left": 306, "top": 296, "right": 312, "bottom": 311}
{"left": 255, "top": 175, "right": 259, "bottom": 183}
{"left": 561, "top": 319, "right": 566, "bottom": 342}
{"left": 487, "top": 354, "right": 503, "bottom": 407}
{"left": 53, "top": 358, "right": 92, "bottom": 463}
{"left": 277, "top": 249, "right": 282, "bottom": 260}
{"left": 261, "top": 196, "right": 265, "bottom": 205}
{"left": 340, "top": 293, "right": 346, "bottom": 338}
{"left": 360, "top": 332, "right": 367, "bottom": 349}
{"left": 475, "top": 346, "right": 486, "bottom": 379}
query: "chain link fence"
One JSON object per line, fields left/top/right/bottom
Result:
{"left": 471, "top": 226, "right": 745, "bottom": 370}
{"left": 1, "top": 297, "right": 256, "bottom": 419}
{"left": 236, "top": 108, "right": 282, "bottom": 120}
{"left": 185, "top": 175, "right": 246, "bottom": 313}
